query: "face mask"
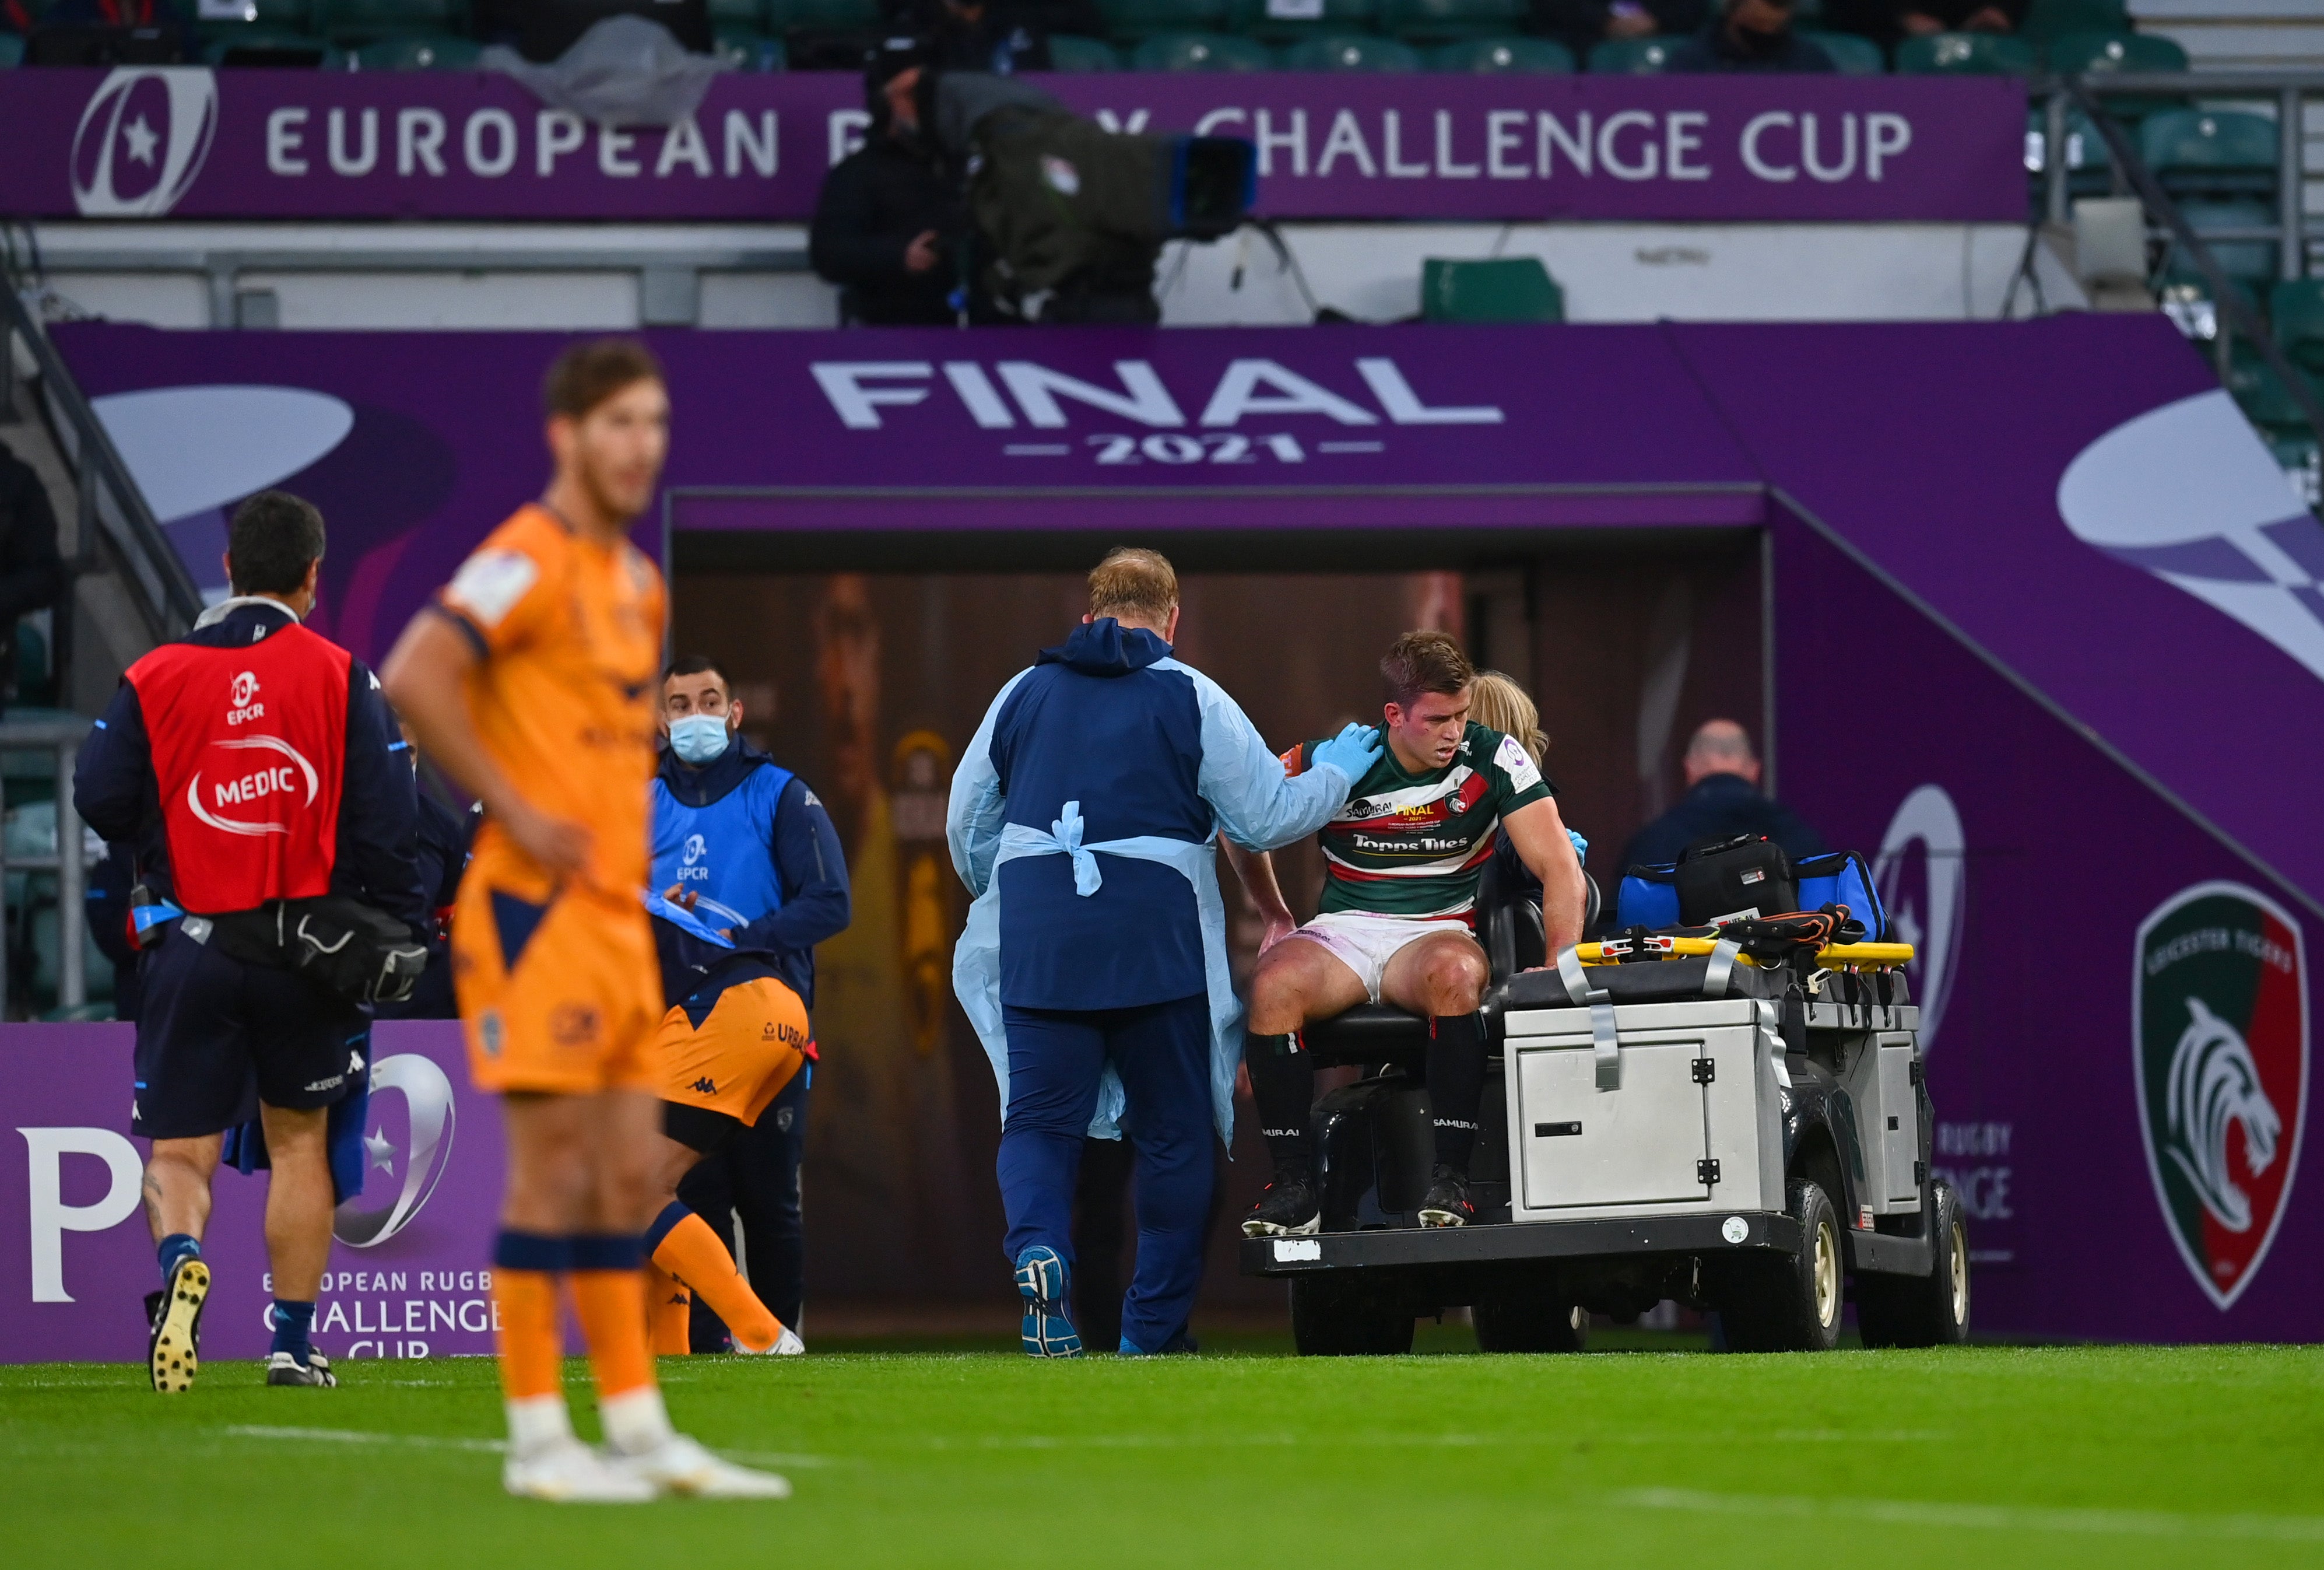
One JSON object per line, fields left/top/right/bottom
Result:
{"left": 668, "top": 714, "right": 732, "bottom": 765}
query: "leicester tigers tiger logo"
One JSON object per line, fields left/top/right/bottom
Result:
{"left": 2135, "top": 883, "right": 2308, "bottom": 1311}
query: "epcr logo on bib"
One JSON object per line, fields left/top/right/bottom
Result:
{"left": 71, "top": 68, "right": 217, "bottom": 218}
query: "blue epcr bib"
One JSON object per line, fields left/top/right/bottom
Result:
{"left": 650, "top": 759, "right": 794, "bottom": 934}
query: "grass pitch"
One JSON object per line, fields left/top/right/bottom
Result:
{"left": 5, "top": 1334, "right": 2321, "bottom": 1569}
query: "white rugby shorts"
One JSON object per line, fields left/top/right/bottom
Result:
{"left": 1284, "top": 910, "right": 1475, "bottom": 1005}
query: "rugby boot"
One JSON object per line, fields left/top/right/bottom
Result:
{"left": 1014, "top": 1245, "right": 1083, "bottom": 1358}
{"left": 1417, "top": 1166, "right": 1475, "bottom": 1228}
{"left": 1240, "top": 1174, "right": 1321, "bottom": 1238}
{"left": 503, "top": 1438, "right": 658, "bottom": 1504}
{"left": 266, "top": 1351, "right": 338, "bottom": 1387}
{"left": 737, "top": 1324, "right": 806, "bottom": 1356}
{"left": 611, "top": 1433, "right": 794, "bottom": 1499}
{"left": 148, "top": 1256, "right": 210, "bottom": 1393}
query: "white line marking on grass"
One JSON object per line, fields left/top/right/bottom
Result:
{"left": 226, "top": 1427, "right": 836, "bottom": 1469}
{"left": 1616, "top": 1489, "right": 2324, "bottom": 1544}
{"left": 225, "top": 1425, "right": 506, "bottom": 1454}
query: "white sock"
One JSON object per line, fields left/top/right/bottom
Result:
{"left": 504, "top": 1393, "right": 573, "bottom": 1457}
{"left": 598, "top": 1385, "right": 675, "bottom": 1456}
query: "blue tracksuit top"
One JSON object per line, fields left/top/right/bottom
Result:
{"left": 952, "top": 618, "right": 1352, "bottom": 1013}
{"left": 650, "top": 740, "right": 850, "bottom": 1011}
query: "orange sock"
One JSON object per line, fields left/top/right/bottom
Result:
{"left": 568, "top": 1268, "right": 655, "bottom": 1399}
{"left": 492, "top": 1268, "right": 564, "bottom": 1402}
{"left": 653, "top": 1211, "right": 783, "bottom": 1353}
{"left": 644, "top": 1261, "right": 693, "bottom": 1357}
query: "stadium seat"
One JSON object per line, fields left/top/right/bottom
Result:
{"left": 2171, "top": 199, "right": 2280, "bottom": 292}
{"left": 204, "top": 26, "right": 331, "bottom": 64}
{"left": 195, "top": 0, "right": 313, "bottom": 34}
{"left": 2266, "top": 430, "right": 2320, "bottom": 504}
{"left": 1129, "top": 29, "right": 1272, "bottom": 66}
{"left": 315, "top": 0, "right": 464, "bottom": 46}
{"left": 0, "top": 31, "right": 20, "bottom": 65}
{"left": 2047, "top": 30, "right": 2188, "bottom": 121}
{"left": 2018, "top": 0, "right": 2126, "bottom": 50}
{"left": 1098, "top": 0, "right": 1229, "bottom": 40}
{"left": 1798, "top": 29, "right": 1881, "bottom": 73}
{"left": 2139, "top": 108, "right": 2279, "bottom": 198}
{"left": 1894, "top": 31, "right": 2037, "bottom": 74}
{"left": 2024, "top": 106, "right": 2112, "bottom": 201}
{"left": 350, "top": 31, "right": 479, "bottom": 66}
{"left": 1282, "top": 31, "right": 1421, "bottom": 68}
{"left": 2045, "top": 27, "right": 2186, "bottom": 75}
{"left": 1044, "top": 32, "right": 1122, "bottom": 67}
{"left": 2225, "top": 339, "right": 2318, "bottom": 433}
{"left": 708, "top": 0, "right": 768, "bottom": 26}
{"left": 1227, "top": 0, "right": 1378, "bottom": 45}
{"left": 2270, "top": 278, "right": 2324, "bottom": 377}
{"left": 1586, "top": 36, "right": 1672, "bottom": 72}
{"left": 713, "top": 27, "right": 785, "bottom": 66}
{"left": 1420, "top": 256, "right": 1563, "bottom": 322}
{"left": 1379, "top": 0, "right": 1525, "bottom": 44}
{"left": 1428, "top": 34, "right": 1572, "bottom": 71}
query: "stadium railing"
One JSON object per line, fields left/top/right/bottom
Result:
{"left": 1, "top": 250, "right": 203, "bottom": 649}
{"left": 0, "top": 714, "right": 96, "bottom": 1017}
{"left": 2030, "top": 72, "right": 2324, "bottom": 468}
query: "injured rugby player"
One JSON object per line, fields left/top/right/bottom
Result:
{"left": 1234, "top": 632, "right": 1587, "bottom": 1232}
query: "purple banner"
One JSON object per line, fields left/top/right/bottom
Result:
{"left": 1, "top": 65, "right": 2024, "bottom": 222}
{"left": 1, "top": 1023, "right": 503, "bottom": 1365}
{"left": 1775, "top": 504, "right": 2321, "bottom": 1341}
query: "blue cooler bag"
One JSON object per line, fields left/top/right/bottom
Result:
{"left": 1617, "top": 849, "right": 1886, "bottom": 940}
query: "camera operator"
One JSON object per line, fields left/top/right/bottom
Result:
{"left": 811, "top": 44, "right": 977, "bottom": 327}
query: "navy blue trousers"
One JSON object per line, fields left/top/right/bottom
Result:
{"left": 998, "top": 993, "right": 1213, "bottom": 1354}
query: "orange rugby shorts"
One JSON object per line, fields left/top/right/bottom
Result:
{"left": 654, "top": 974, "right": 810, "bottom": 1131}
{"left": 451, "top": 878, "right": 661, "bottom": 1096}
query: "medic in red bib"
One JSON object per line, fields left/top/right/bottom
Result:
{"left": 75, "top": 491, "right": 424, "bottom": 1394}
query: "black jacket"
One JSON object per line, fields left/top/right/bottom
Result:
{"left": 810, "top": 134, "right": 967, "bottom": 326}
{"left": 0, "top": 447, "right": 66, "bottom": 705}
{"left": 1666, "top": 20, "right": 1835, "bottom": 69}
{"left": 1617, "top": 772, "right": 1828, "bottom": 875}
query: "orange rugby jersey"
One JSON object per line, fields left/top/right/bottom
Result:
{"left": 433, "top": 504, "right": 665, "bottom": 897}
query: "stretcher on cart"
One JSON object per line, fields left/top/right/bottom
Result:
{"left": 1236, "top": 854, "right": 1971, "bottom": 1356}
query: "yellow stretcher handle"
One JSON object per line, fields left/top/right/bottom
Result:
{"left": 1572, "top": 937, "right": 1915, "bottom": 969}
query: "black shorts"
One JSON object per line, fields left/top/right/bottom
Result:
{"left": 132, "top": 925, "right": 369, "bottom": 1140}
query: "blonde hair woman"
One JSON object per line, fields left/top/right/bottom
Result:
{"left": 1469, "top": 670, "right": 1547, "bottom": 766}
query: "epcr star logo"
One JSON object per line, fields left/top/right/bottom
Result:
{"left": 683, "top": 832, "right": 707, "bottom": 865}
{"left": 230, "top": 671, "right": 259, "bottom": 708}
{"left": 2059, "top": 389, "right": 2324, "bottom": 685}
{"left": 333, "top": 1053, "right": 458, "bottom": 1249}
{"left": 71, "top": 68, "right": 217, "bottom": 218}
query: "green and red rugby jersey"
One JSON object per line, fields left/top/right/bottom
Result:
{"left": 1282, "top": 721, "right": 1554, "bottom": 921}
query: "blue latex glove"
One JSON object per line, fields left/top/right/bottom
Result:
{"left": 1311, "top": 721, "right": 1384, "bottom": 783}
{"left": 1567, "top": 829, "right": 1589, "bottom": 861}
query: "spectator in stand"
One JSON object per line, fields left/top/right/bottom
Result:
{"left": 1823, "top": 0, "right": 2021, "bottom": 43}
{"left": 1535, "top": 0, "right": 1706, "bottom": 65}
{"left": 1667, "top": 0, "right": 1833, "bottom": 70}
{"left": 1618, "top": 719, "right": 1827, "bottom": 874}
{"left": 812, "top": 45, "right": 977, "bottom": 326}
{"left": 0, "top": 444, "right": 65, "bottom": 718}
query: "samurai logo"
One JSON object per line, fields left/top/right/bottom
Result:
{"left": 334, "top": 1053, "right": 458, "bottom": 1249}
{"left": 2133, "top": 881, "right": 2308, "bottom": 1310}
{"left": 71, "top": 68, "right": 217, "bottom": 219}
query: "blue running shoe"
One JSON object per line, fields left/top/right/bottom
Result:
{"left": 1014, "top": 1246, "right": 1082, "bottom": 1358}
{"left": 1118, "top": 1330, "right": 1199, "bottom": 1357}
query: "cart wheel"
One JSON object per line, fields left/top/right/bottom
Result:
{"left": 1290, "top": 1273, "right": 1415, "bottom": 1355}
{"left": 1856, "top": 1179, "right": 1970, "bottom": 1348}
{"left": 1718, "top": 1178, "right": 1844, "bottom": 1353}
{"left": 1473, "top": 1292, "right": 1587, "bottom": 1353}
